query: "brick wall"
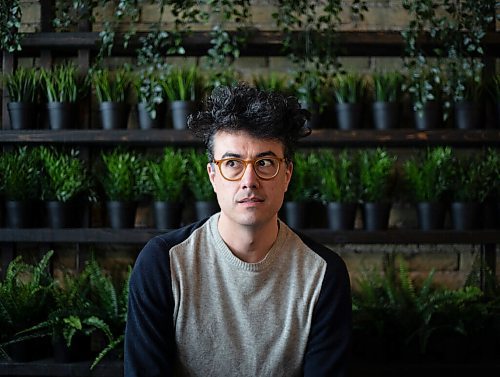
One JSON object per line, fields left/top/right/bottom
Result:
{"left": 13, "top": 1, "right": 500, "bottom": 289}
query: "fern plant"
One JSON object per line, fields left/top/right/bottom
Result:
{"left": 358, "top": 148, "right": 397, "bottom": 202}
{"left": 145, "top": 148, "right": 187, "bottom": 202}
{"left": 403, "top": 147, "right": 453, "bottom": 202}
{"left": 0, "top": 251, "right": 54, "bottom": 352}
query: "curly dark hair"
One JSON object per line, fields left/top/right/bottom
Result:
{"left": 187, "top": 83, "right": 311, "bottom": 161}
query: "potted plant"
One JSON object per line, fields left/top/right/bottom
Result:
{"left": 491, "top": 74, "right": 500, "bottom": 126}
{"left": 448, "top": 153, "right": 494, "bottom": 230}
{"left": 283, "top": 152, "right": 320, "bottom": 229}
{"left": 145, "top": 147, "right": 187, "bottom": 229}
{"left": 403, "top": 147, "right": 453, "bottom": 230}
{"left": 186, "top": 149, "right": 218, "bottom": 221}
{"left": 331, "top": 72, "right": 368, "bottom": 130}
{"left": 39, "top": 146, "right": 95, "bottom": 228}
{"left": 452, "top": 75, "right": 483, "bottom": 130}
{"left": 0, "top": 251, "right": 54, "bottom": 362}
{"left": 358, "top": 148, "right": 397, "bottom": 230}
{"left": 2, "top": 67, "right": 40, "bottom": 129}
{"left": 368, "top": 71, "right": 403, "bottom": 130}
{"left": 90, "top": 67, "right": 132, "bottom": 130}
{"left": 98, "top": 149, "right": 148, "bottom": 228}
{"left": 162, "top": 66, "right": 204, "bottom": 130}
{"left": 41, "top": 63, "right": 82, "bottom": 130}
{"left": 253, "top": 72, "right": 291, "bottom": 94}
{"left": 317, "top": 149, "right": 359, "bottom": 230}
{"left": 133, "top": 68, "right": 166, "bottom": 130}
{"left": 86, "top": 259, "right": 130, "bottom": 369}
{"left": 0, "top": 146, "right": 41, "bottom": 228}
{"left": 19, "top": 262, "right": 108, "bottom": 363}
{"left": 404, "top": 65, "right": 444, "bottom": 130}
{"left": 293, "top": 69, "right": 324, "bottom": 129}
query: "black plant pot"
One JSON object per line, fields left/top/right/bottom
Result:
{"left": 416, "top": 201, "right": 446, "bottom": 230}
{"left": 301, "top": 102, "right": 322, "bottom": 129}
{"left": 194, "top": 201, "right": 219, "bottom": 221}
{"left": 414, "top": 101, "right": 442, "bottom": 130}
{"left": 334, "top": 103, "right": 363, "bottom": 130}
{"left": 362, "top": 202, "right": 391, "bottom": 231}
{"left": 283, "top": 201, "right": 309, "bottom": 229}
{"left": 169, "top": 100, "right": 197, "bottom": 130}
{"left": 53, "top": 334, "right": 91, "bottom": 363}
{"left": 6, "top": 337, "right": 52, "bottom": 362}
{"left": 8, "top": 102, "right": 38, "bottom": 129}
{"left": 327, "top": 202, "right": 357, "bottom": 230}
{"left": 5, "top": 200, "right": 39, "bottom": 228}
{"left": 372, "top": 101, "right": 399, "bottom": 130}
{"left": 496, "top": 101, "right": 500, "bottom": 128}
{"left": 45, "top": 200, "right": 82, "bottom": 228}
{"left": 450, "top": 202, "right": 481, "bottom": 230}
{"left": 47, "top": 102, "right": 77, "bottom": 130}
{"left": 106, "top": 201, "right": 137, "bottom": 228}
{"left": 137, "top": 102, "right": 166, "bottom": 130}
{"left": 154, "top": 201, "right": 183, "bottom": 229}
{"left": 482, "top": 199, "right": 498, "bottom": 229}
{"left": 100, "top": 101, "right": 130, "bottom": 130}
{"left": 454, "top": 100, "right": 482, "bottom": 130}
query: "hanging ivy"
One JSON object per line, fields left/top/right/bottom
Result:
{"left": 0, "top": 0, "right": 22, "bottom": 52}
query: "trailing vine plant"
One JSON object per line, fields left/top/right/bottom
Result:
{"left": 0, "top": 0, "right": 22, "bottom": 52}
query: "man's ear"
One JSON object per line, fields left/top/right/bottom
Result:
{"left": 207, "top": 163, "right": 217, "bottom": 192}
{"left": 284, "top": 161, "right": 293, "bottom": 192}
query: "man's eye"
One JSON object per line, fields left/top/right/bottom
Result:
{"left": 225, "top": 159, "right": 241, "bottom": 168}
{"left": 257, "top": 159, "right": 274, "bottom": 167}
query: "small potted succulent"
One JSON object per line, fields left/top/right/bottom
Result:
{"left": 331, "top": 72, "right": 368, "bottom": 130}
{"left": 90, "top": 67, "right": 132, "bottom": 130}
{"left": 162, "top": 66, "right": 205, "bottom": 130}
{"left": 358, "top": 148, "right": 397, "bottom": 230}
{"left": 145, "top": 147, "right": 187, "bottom": 229}
{"left": 403, "top": 147, "right": 453, "bottom": 230}
{"left": 2, "top": 66, "right": 40, "bottom": 129}
{"left": 0, "top": 146, "right": 41, "bottom": 228}
{"left": 368, "top": 71, "right": 403, "bottom": 130}
{"left": 317, "top": 149, "right": 359, "bottom": 230}
{"left": 41, "top": 63, "right": 82, "bottom": 130}
{"left": 98, "top": 148, "right": 148, "bottom": 228}
{"left": 39, "top": 146, "right": 95, "bottom": 228}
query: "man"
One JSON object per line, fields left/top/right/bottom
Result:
{"left": 125, "top": 84, "right": 351, "bottom": 376}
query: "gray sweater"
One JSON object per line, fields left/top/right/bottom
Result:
{"left": 125, "top": 214, "right": 351, "bottom": 377}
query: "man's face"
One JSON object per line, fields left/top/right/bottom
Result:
{"left": 207, "top": 130, "right": 293, "bottom": 229}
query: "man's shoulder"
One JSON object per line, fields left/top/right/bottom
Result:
{"left": 137, "top": 217, "right": 211, "bottom": 265}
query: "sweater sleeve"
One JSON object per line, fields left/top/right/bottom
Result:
{"left": 124, "top": 236, "right": 176, "bottom": 377}
{"left": 303, "top": 243, "right": 352, "bottom": 377}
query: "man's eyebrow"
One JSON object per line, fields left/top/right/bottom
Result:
{"left": 220, "top": 151, "right": 278, "bottom": 159}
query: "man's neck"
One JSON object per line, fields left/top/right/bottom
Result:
{"left": 217, "top": 216, "right": 279, "bottom": 263}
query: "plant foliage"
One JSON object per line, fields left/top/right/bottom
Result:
{"left": 2, "top": 67, "right": 40, "bottom": 103}
{"left": 358, "top": 148, "right": 397, "bottom": 202}
{"left": 318, "top": 149, "right": 358, "bottom": 203}
{"left": 369, "top": 72, "right": 404, "bottom": 103}
{"left": 187, "top": 149, "right": 215, "bottom": 201}
{"left": 146, "top": 148, "right": 187, "bottom": 202}
{"left": 90, "top": 67, "right": 131, "bottom": 103}
{"left": 41, "top": 63, "right": 82, "bottom": 103}
{"left": 0, "top": 146, "right": 40, "bottom": 201}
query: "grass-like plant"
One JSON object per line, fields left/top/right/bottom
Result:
{"left": 286, "top": 152, "right": 320, "bottom": 202}
{"left": 162, "top": 66, "right": 204, "bottom": 102}
{"left": 99, "top": 149, "right": 148, "bottom": 202}
{"left": 253, "top": 72, "right": 291, "bottom": 94}
{"left": 146, "top": 147, "right": 187, "bottom": 202}
{"left": 39, "top": 146, "right": 94, "bottom": 203}
{"left": 41, "top": 63, "right": 80, "bottom": 103}
{"left": 0, "top": 251, "right": 54, "bottom": 354}
{"left": 358, "top": 148, "right": 397, "bottom": 202}
{"left": 369, "top": 71, "right": 403, "bottom": 102}
{"left": 90, "top": 68, "right": 131, "bottom": 103}
{"left": 3, "top": 67, "right": 40, "bottom": 102}
{"left": 331, "top": 72, "right": 367, "bottom": 104}
{"left": 0, "top": 146, "right": 40, "bottom": 201}
{"left": 403, "top": 147, "right": 453, "bottom": 202}
{"left": 317, "top": 149, "right": 358, "bottom": 203}
{"left": 186, "top": 149, "right": 215, "bottom": 201}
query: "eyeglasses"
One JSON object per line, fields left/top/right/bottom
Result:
{"left": 212, "top": 157, "right": 286, "bottom": 181}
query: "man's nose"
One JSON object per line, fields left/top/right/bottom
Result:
{"left": 240, "top": 163, "right": 259, "bottom": 188}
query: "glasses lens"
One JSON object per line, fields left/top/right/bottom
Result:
{"left": 254, "top": 158, "right": 279, "bottom": 179}
{"left": 220, "top": 159, "right": 245, "bottom": 180}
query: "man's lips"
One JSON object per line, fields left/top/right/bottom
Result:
{"left": 237, "top": 196, "right": 264, "bottom": 203}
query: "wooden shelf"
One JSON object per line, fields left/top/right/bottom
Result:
{"left": 0, "top": 360, "right": 122, "bottom": 377}
{"left": 11, "top": 31, "right": 500, "bottom": 57}
{"left": 0, "top": 228, "right": 499, "bottom": 245}
{"left": 1, "top": 129, "right": 499, "bottom": 147}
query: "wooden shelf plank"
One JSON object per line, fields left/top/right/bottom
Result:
{"left": 1, "top": 129, "right": 499, "bottom": 147}
{"left": 13, "top": 31, "right": 500, "bottom": 57}
{"left": 0, "top": 228, "right": 498, "bottom": 244}
{"left": 0, "top": 360, "right": 122, "bottom": 377}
